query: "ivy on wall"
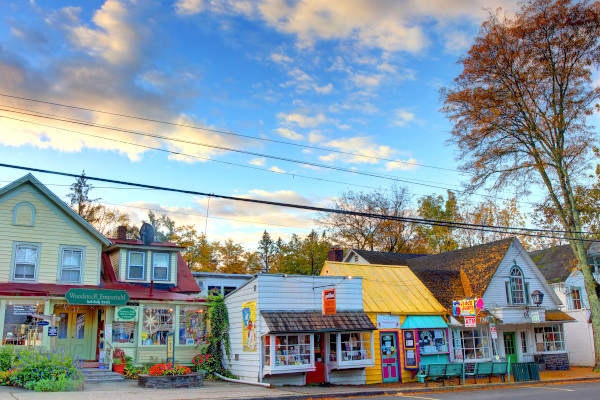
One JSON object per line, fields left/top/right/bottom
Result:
{"left": 204, "top": 295, "right": 235, "bottom": 378}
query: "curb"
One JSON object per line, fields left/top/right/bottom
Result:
{"left": 222, "top": 377, "right": 600, "bottom": 400}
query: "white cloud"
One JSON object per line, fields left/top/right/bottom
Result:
{"left": 275, "top": 128, "right": 304, "bottom": 141}
{"left": 249, "top": 157, "right": 266, "bottom": 166}
{"left": 443, "top": 30, "right": 471, "bottom": 54}
{"left": 280, "top": 67, "right": 334, "bottom": 94}
{"left": 175, "top": 0, "right": 206, "bottom": 15}
{"left": 385, "top": 158, "right": 419, "bottom": 171}
{"left": 351, "top": 73, "right": 382, "bottom": 87}
{"left": 270, "top": 52, "right": 293, "bottom": 64}
{"left": 308, "top": 130, "right": 325, "bottom": 144}
{"left": 392, "top": 108, "right": 416, "bottom": 127}
{"left": 277, "top": 112, "right": 330, "bottom": 128}
{"left": 321, "top": 135, "right": 398, "bottom": 164}
{"left": 269, "top": 166, "right": 286, "bottom": 173}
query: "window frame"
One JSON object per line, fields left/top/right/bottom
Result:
{"left": 329, "top": 331, "right": 375, "bottom": 369}
{"left": 57, "top": 245, "right": 86, "bottom": 284}
{"left": 263, "top": 334, "right": 315, "bottom": 374}
{"left": 452, "top": 327, "right": 491, "bottom": 361}
{"left": 11, "top": 242, "right": 41, "bottom": 282}
{"left": 178, "top": 306, "right": 207, "bottom": 346}
{"left": 534, "top": 324, "right": 565, "bottom": 353}
{"left": 127, "top": 251, "right": 146, "bottom": 280}
{"left": 570, "top": 287, "right": 583, "bottom": 310}
{"left": 12, "top": 202, "right": 36, "bottom": 226}
{"left": 152, "top": 252, "right": 170, "bottom": 281}
{"left": 141, "top": 305, "right": 174, "bottom": 346}
{"left": 509, "top": 266, "right": 526, "bottom": 305}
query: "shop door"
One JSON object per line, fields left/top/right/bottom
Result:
{"left": 55, "top": 307, "right": 94, "bottom": 360}
{"left": 503, "top": 332, "right": 517, "bottom": 365}
{"left": 306, "top": 333, "right": 325, "bottom": 384}
{"left": 380, "top": 332, "right": 400, "bottom": 383}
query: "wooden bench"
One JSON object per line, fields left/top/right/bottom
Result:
{"left": 416, "top": 363, "right": 464, "bottom": 387}
{"left": 464, "top": 362, "right": 508, "bottom": 384}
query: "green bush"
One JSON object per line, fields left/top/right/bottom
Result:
{"left": 11, "top": 349, "right": 82, "bottom": 388}
{"left": 0, "top": 346, "right": 15, "bottom": 372}
{"left": 123, "top": 363, "right": 149, "bottom": 379}
{"left": 24, "top": 376, "right": 84, "bottom": 392}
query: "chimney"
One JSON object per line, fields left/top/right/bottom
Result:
{"left": 327, "top": 247, "right": 343, "bottom": 262}
{"left": 117, "top": 225, "right": 127, "bottom": 240}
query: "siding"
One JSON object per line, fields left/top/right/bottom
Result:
{"left": 563, "top": 309, "right": 595, "bottom": 366}
{"left": 196, "top": 276, "right": 252, "bottom": 298}
{"left": 0, "top": 186, "right": 102, "bottom": 285}
{"left": 109, "top": 250, "right": 120, "bottom": 278}
{"left": 329, "top": 368, "right": 366, "bottom": 385}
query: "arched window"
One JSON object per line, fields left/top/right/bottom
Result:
{"left": 12, "top": 202, "right": 36, "bottom": 226}
{"left": 510, "top": 266, "right": 525, "bottom": 304}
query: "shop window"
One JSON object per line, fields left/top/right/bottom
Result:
{"left": 179, "top": 306, "right": 207, "bottom": 345}
{"left": 12, "top": 202, "right": 35, "bottom": 226}
{"left": 453, "top": 328, "right": 490, "bottom": 361}
{"left": 112, "top": 321, "right": 136, "bottom": 344}
{"left": 263, "top": 334, "right": 313, "bottom": 373}
{"left": 329, "top": 331, "right": 374, "bottom": 368}
{"left": 12, "top": 243, "right": 40, "bottom": 281}
{"left": 127, "top": 251, "right": 145, "bottom": 280}
{"left": 534, "top": 325, "right": 565, "bottom": 352}
{"left": 2, "top": 302, "right": 43, "bottom": 346}
{"left": 509, "top": 266, "right": 525, "bottom": 304}
{"left": 141, "top": 306, "right": 173, "bottom": 345}
{"left": 152, "top": 253, "right": 169, "bottom": 281}
{"left": 570, "top": 288, "right": 583, "bottom": 310}
{"left": 59, "top": 247, "right": 83, "bottom": 283}
{"left": 520, "top": 332, "right": 528, "bottom": 354}
{"left": 418, "top": 329, "right": 448, "bottom": 354}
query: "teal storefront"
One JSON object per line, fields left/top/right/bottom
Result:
{"left": 400, "top": 316, "right": 449, "bottom": 378}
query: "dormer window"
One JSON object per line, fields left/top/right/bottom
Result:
{"left": 128, "top": 251, "right": 145, "bottom": 280}
{"left": 152, "top": 253, "right": 169, "bottom": 281}
{"left": 505, "top": 265, "right": 530, "bottom": 305}
{"left": 12, "top": 202, "right": 35, "bottom": 226}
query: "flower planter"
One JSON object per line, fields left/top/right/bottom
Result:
{"left": 138, "top": 372, "right": 204, "bottom": 389}
{"left": 112, "top": 363, "right": 125, "bottom": 374}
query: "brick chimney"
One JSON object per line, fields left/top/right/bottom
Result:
{"left": 117, "top": 225, "right": 127, "bottom": 240}
{"left": 327, "top": 247, "right": 343, "bottom": 262}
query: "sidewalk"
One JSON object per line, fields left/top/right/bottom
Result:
{"left": 0, "top": 367, "right": 598, "bottom": 400}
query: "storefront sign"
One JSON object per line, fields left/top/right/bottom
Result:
{"left": 452, "top": 298, "right": 484, "bottom": 317}
{"left": 465, "top": 316, "right": 476, "bottom": 327}
{"left": 36, "top": 320, "right": 49, "bottom": 326}
{"left": 242, "top": 301, "right": 257, "bottom": 352}
{"left": 48, "top": 327, "right": 58, "bottom": 337}
{"left": 376, "top": 314, "right": 400, "bottom": 329}
{"left": 490, "top": 326, "right": 498, "bottom": 339}
{"left": 114, "top": 306, "right": 138, "bottom": 321}
{"left": 531, "top": 311, "right": 540, "bottom": 323}
{"left": 322, "top": 289, "right": 336, "bottom": 315}
{"left": 65, "top": 289, "right": 129, "bottom": 305}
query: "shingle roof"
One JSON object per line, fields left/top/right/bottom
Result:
{"left": 409, "top": 268, "right": 465, "bottom": 309}
{"left": 405, "top": 237, "right": 515, "bottom": 301}
{"left": 545, "top": 309, "right": 576, "bottom": 322}
{"left": 351, "top": 250, "right": 428, "bottom": 266}
{"left": 528, "top": 245, "right": 579, "bottom": 283}
{"left": 261, "top": 311, "right": 376, "bottom": 333}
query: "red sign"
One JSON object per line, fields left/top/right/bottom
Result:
{"left": 465, "top": 316, "right": 476, "bottom": 328}
{"left": 322, "top": 289, "right": 336, "bottom": 315}
{"left": 490, "top": 326, "right": 498, "bottom": 339}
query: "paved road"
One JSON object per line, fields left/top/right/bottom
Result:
{"left": 356, "top": 381, "right": 600, "bottom": 400}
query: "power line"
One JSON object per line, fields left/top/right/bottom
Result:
{"left": 0, "top": 163, "right": 596, "bottom": 241}
{"left": 0, "top": 92, "right": 465, "bottom": 174}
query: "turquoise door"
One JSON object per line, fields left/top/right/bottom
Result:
{"left": 380, "top": 332, "right": 400, "bottom": 383}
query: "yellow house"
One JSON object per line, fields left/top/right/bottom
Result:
{"left": 321, "top": 261, "right": 447, "bottom": 383}
{"left": 0, "top": 174, "right": 204, "bottom": 368}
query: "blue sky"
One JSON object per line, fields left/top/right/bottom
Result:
{"left": 0, "top": 0, "right": 521, "bottom": 248}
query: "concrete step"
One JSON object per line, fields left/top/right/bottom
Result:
{"left": 82, "top": 367, "right": 125, "bottom": 382}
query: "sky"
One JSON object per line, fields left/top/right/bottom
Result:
{"left": 0, "top": 0, "right": 523, "bottom": 248}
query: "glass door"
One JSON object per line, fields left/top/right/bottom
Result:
{"left": 54, "top": 307, "right": 94, "bottom": 360}
{"left": 503, "top": 332, "right": 517, "bottom": 364}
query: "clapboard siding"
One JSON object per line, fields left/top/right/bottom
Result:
{"left": 329, "top": 368, "right": 366, "bottom": 384}
{"left": 483, "top": 241, "right": 561, "bottom": 309}
{"left": 0, "top": 185, "right": 102, "bottom": 285}
{"left": 195, "top": 275, "right": 252, "bottom": 297}
{"left": 224, "top": 279, "right": 260, "bottom": 381}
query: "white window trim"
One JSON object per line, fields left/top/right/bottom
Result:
{"left": 329, "top": 331, "right": 375, "bottom": 369}
{"left": 452, "top": 327, "right": 492, "bottom": 362}
{"left": 10, "top": 242, "right": 41, "bottom": 283}
{"left": 262, "top": 334, "right": 315, "bottom": 374}
{"left": 152, "top": 252, "right": 170, "bottom": 281}
{"left": 57, "top": 245, "right": 86, "bottom": 284}
{"left": 12, "top": 202, "right": 36, "bottom": 226}
{"left": 127, "top": 251, "right": 146, "bottom": 280}
{"left": 534, "top": 324, "right": 566, "bottom": 354}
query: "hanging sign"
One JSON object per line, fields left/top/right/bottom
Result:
{"left": 65, "top": 289, "right": 129, "bottom": 305}
{"left": 465, "top": 316, "right": 477, "bottom": 328}
{"left": 322, "top": 289, "right": 336, "bottom": 315}
{"left": 36, "top": 320, "right": 50, "bottom": 326}
{"left": 242, "top": 301, "right": 257, "bottom": 352}
{"left": 376, "top": 314, "right": 400, "bottom": 329}
{"left": 490, "top": 326, "right": 498, "bottom": 339}
{"left": 531, "top": 311, "right": 540, "bottom": 323}
{"left": 453, "top": 298, "right": 485, "bottom": 317}
{"left": 114, "top": 306, "right": 138, "bottom": 321}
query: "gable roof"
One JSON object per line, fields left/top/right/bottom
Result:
{"left": 321, "top": 261, "right": 446, "bottom": 315}
{"left": 406, "top": 237, "right": 515, "bottom": 299}
{"left": 409, "top": 268, "right": 465, "bottom": 309}
{"left": 0, "top": 174, "right": 111, "bottom": 246}
{"left": 346, "top": 249, "right": 428, "bottom": 265}
{"left": 529, "top": 244, "right": 579, "bottom": 283}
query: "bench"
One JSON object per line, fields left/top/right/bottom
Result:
{"left": 416, "top": 363, "right": 464, "bottom": 387}
{"left": 464, "top": 362, "right": 508, "bottom": 384}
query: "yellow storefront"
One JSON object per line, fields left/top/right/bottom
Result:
{"left": 321, "top": 261, "right": 447, "bottom": 383}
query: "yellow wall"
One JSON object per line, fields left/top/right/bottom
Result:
{"left": 0, "top": 188, "right": 102, "bottom": 285}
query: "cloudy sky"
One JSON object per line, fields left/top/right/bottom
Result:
{"left": 0, "top": 0, "right": 521, "bottom": 247}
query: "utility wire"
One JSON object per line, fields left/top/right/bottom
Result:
{"left": 0, "top": 163, "right": 597, "bottom": 241}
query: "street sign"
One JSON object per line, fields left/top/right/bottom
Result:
{"left": 65, "top": 288, "right": 129, "bottom": 305}
{"left": 48, "top": 327, "right": 58, "bottom": 337}
{"left": 465, "top": 316, "right": 477, "bottom": 328}
{"left": 490, "top": 326, "right": 498, "bottom": 339}
{"left": 36, "top": 320, "right": 50, "bottom": 326}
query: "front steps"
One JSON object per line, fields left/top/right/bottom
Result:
{"left": 81, "top": 365, "right": 126, "bottom": 383}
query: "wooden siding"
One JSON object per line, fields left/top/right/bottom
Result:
{"left": 0, "top": 186, "right": 102, "bottom": 285}
{"left": 329, "top": 369, "right": 366, "bottom": 385}
{"left": 109, "top": 250, "right": 120, "bottom": 278}
{"left": 196, "top": 276, "right": 252, "bottom": 298}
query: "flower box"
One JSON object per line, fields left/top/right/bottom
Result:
{"left": 138, "top": 372, "right": 204, "bottom": 389}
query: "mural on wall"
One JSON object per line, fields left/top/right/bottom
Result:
{"left": 242, "top": 301, "right": 257, "bottom": 352}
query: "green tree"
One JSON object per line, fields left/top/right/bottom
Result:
{"left": 417, "top": 190, "right": 460, "bottom": 253}
{"left": 171, "top": 225, "right": 219, "bottom": 272}
{"left": 440, "top": 0, "right": 600, "bottom": 368}
{"left": 257, "top": 231, "right": 276, "bottom": 273}
{"left": 67, "top": 170, "right": 103, "bottom": 225}
{"left": 145, "top": 211, "right": 176, "bottom": 242}
{"left": 217, "top": 239, "right": 247, "bottom": 274}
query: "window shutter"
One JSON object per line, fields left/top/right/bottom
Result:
{"left": 525, "top": 282, "right": 530, "bottom": 305}
{"left": 505, "top": 281, "right": 511, "bottom": 305}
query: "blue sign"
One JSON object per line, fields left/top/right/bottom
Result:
{"left": 48, "top": 327, "right": 58, "bottom": 337}
{"left": 37, "top": 320, "right": 50, "bottom": 326}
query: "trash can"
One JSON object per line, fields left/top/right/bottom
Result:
{"left": 511, "top": 363, "right": 531, "bottom": 382}
{"left": 527, "top": 362, "right": 540, "bottom": 381}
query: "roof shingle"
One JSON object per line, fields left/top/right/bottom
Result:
{"left": 261, "top": 311, "right": 376, "bottom": 333}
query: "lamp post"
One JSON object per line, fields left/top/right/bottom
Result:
{"left": 531, "top": 290, "right": 544, "bottom": 307}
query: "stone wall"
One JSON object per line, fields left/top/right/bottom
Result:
{"left": 534, "top": 353, "right": 569, "bottom": 371}
{"left": 138, "top": 373, "right": 203, "bottom": 389}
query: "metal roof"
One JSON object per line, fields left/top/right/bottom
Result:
{"left": 321, "top": 261, "right": 446, "bottom": 315}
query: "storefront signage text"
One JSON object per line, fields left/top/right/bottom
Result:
{"left": 322, "top": 289, "right": 336, "bottom": 315}
{"left": 531, "top": 311, "right": 540, "bottom": 323}
{"left": 115, "top": 306, "right": 138, "bottom": 321}
{"left": 490, "top": 326, "right": 498, "bottom": 339}
{"left": 65, "top": 289, "right": 129, "bottom": 305}
{"left": 465, "top": 316, "right": 477, "bottom": 327}
{"left": 376, "top": 314, "right": 400, "bottom": 329}
{"left": 452, "top": 298, "right": 484, "bottom": 317}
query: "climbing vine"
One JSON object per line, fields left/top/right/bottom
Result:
{"left": 201, "top": 295, "right": 235, "bottom": 379}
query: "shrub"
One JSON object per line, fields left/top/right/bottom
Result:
{"left": 192, "top": 354, "right": 213, "bottom": 372}
{"left": 0, "top": 370, "right": 14, "bottom": 386}
{"left": 10, "top": 349, "right": 82, "bottom": 388}
{"left": 147, "top": 363, "right": 191, "bottom": 376}
{"left": 123, "top": 364, "right": 149, "bottom": 379}
{"left": 24, "top": 376, "right": 84, "bottom": 392}
{"left": 0, "top": 346, "right": 15, "bottom": 372}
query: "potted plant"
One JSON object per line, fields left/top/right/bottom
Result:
{"left": 112, "top": 348, "right": 126, "bottom": 374}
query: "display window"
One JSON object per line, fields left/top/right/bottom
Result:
{"left": 417, "top": 329, "right": 448, "bottom": 354}
{"left": 141, "top": 306, "right": 173, "bottom": 345}
{"left": 263, "top": 334, "right": 314, "bottom": 373}
{"left": 2, "top": 301, "right": 43, "bottom": 346}
{"left": 179, "top": 306, "right": 207, "bottom": 345}
{"left": 453, "top": 328, "right": 491, "bottom": 360}
{"left": 329, "top": 331, "right": 374, "bottom": 368}
{"left": 112, "top": 321, "right": 136, "bottom": 344}
{"left": 534, "top": 325, "right": 565, "bottom": 352}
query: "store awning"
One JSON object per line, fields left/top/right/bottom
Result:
{"left": 400, "top": 315, "right": 448, "bottom": 329}
{"left": 261, "top": 311, "right": 376, "bottom": 334}
{"left": 545, "top": 309, "right": 576, "bottom": 322}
